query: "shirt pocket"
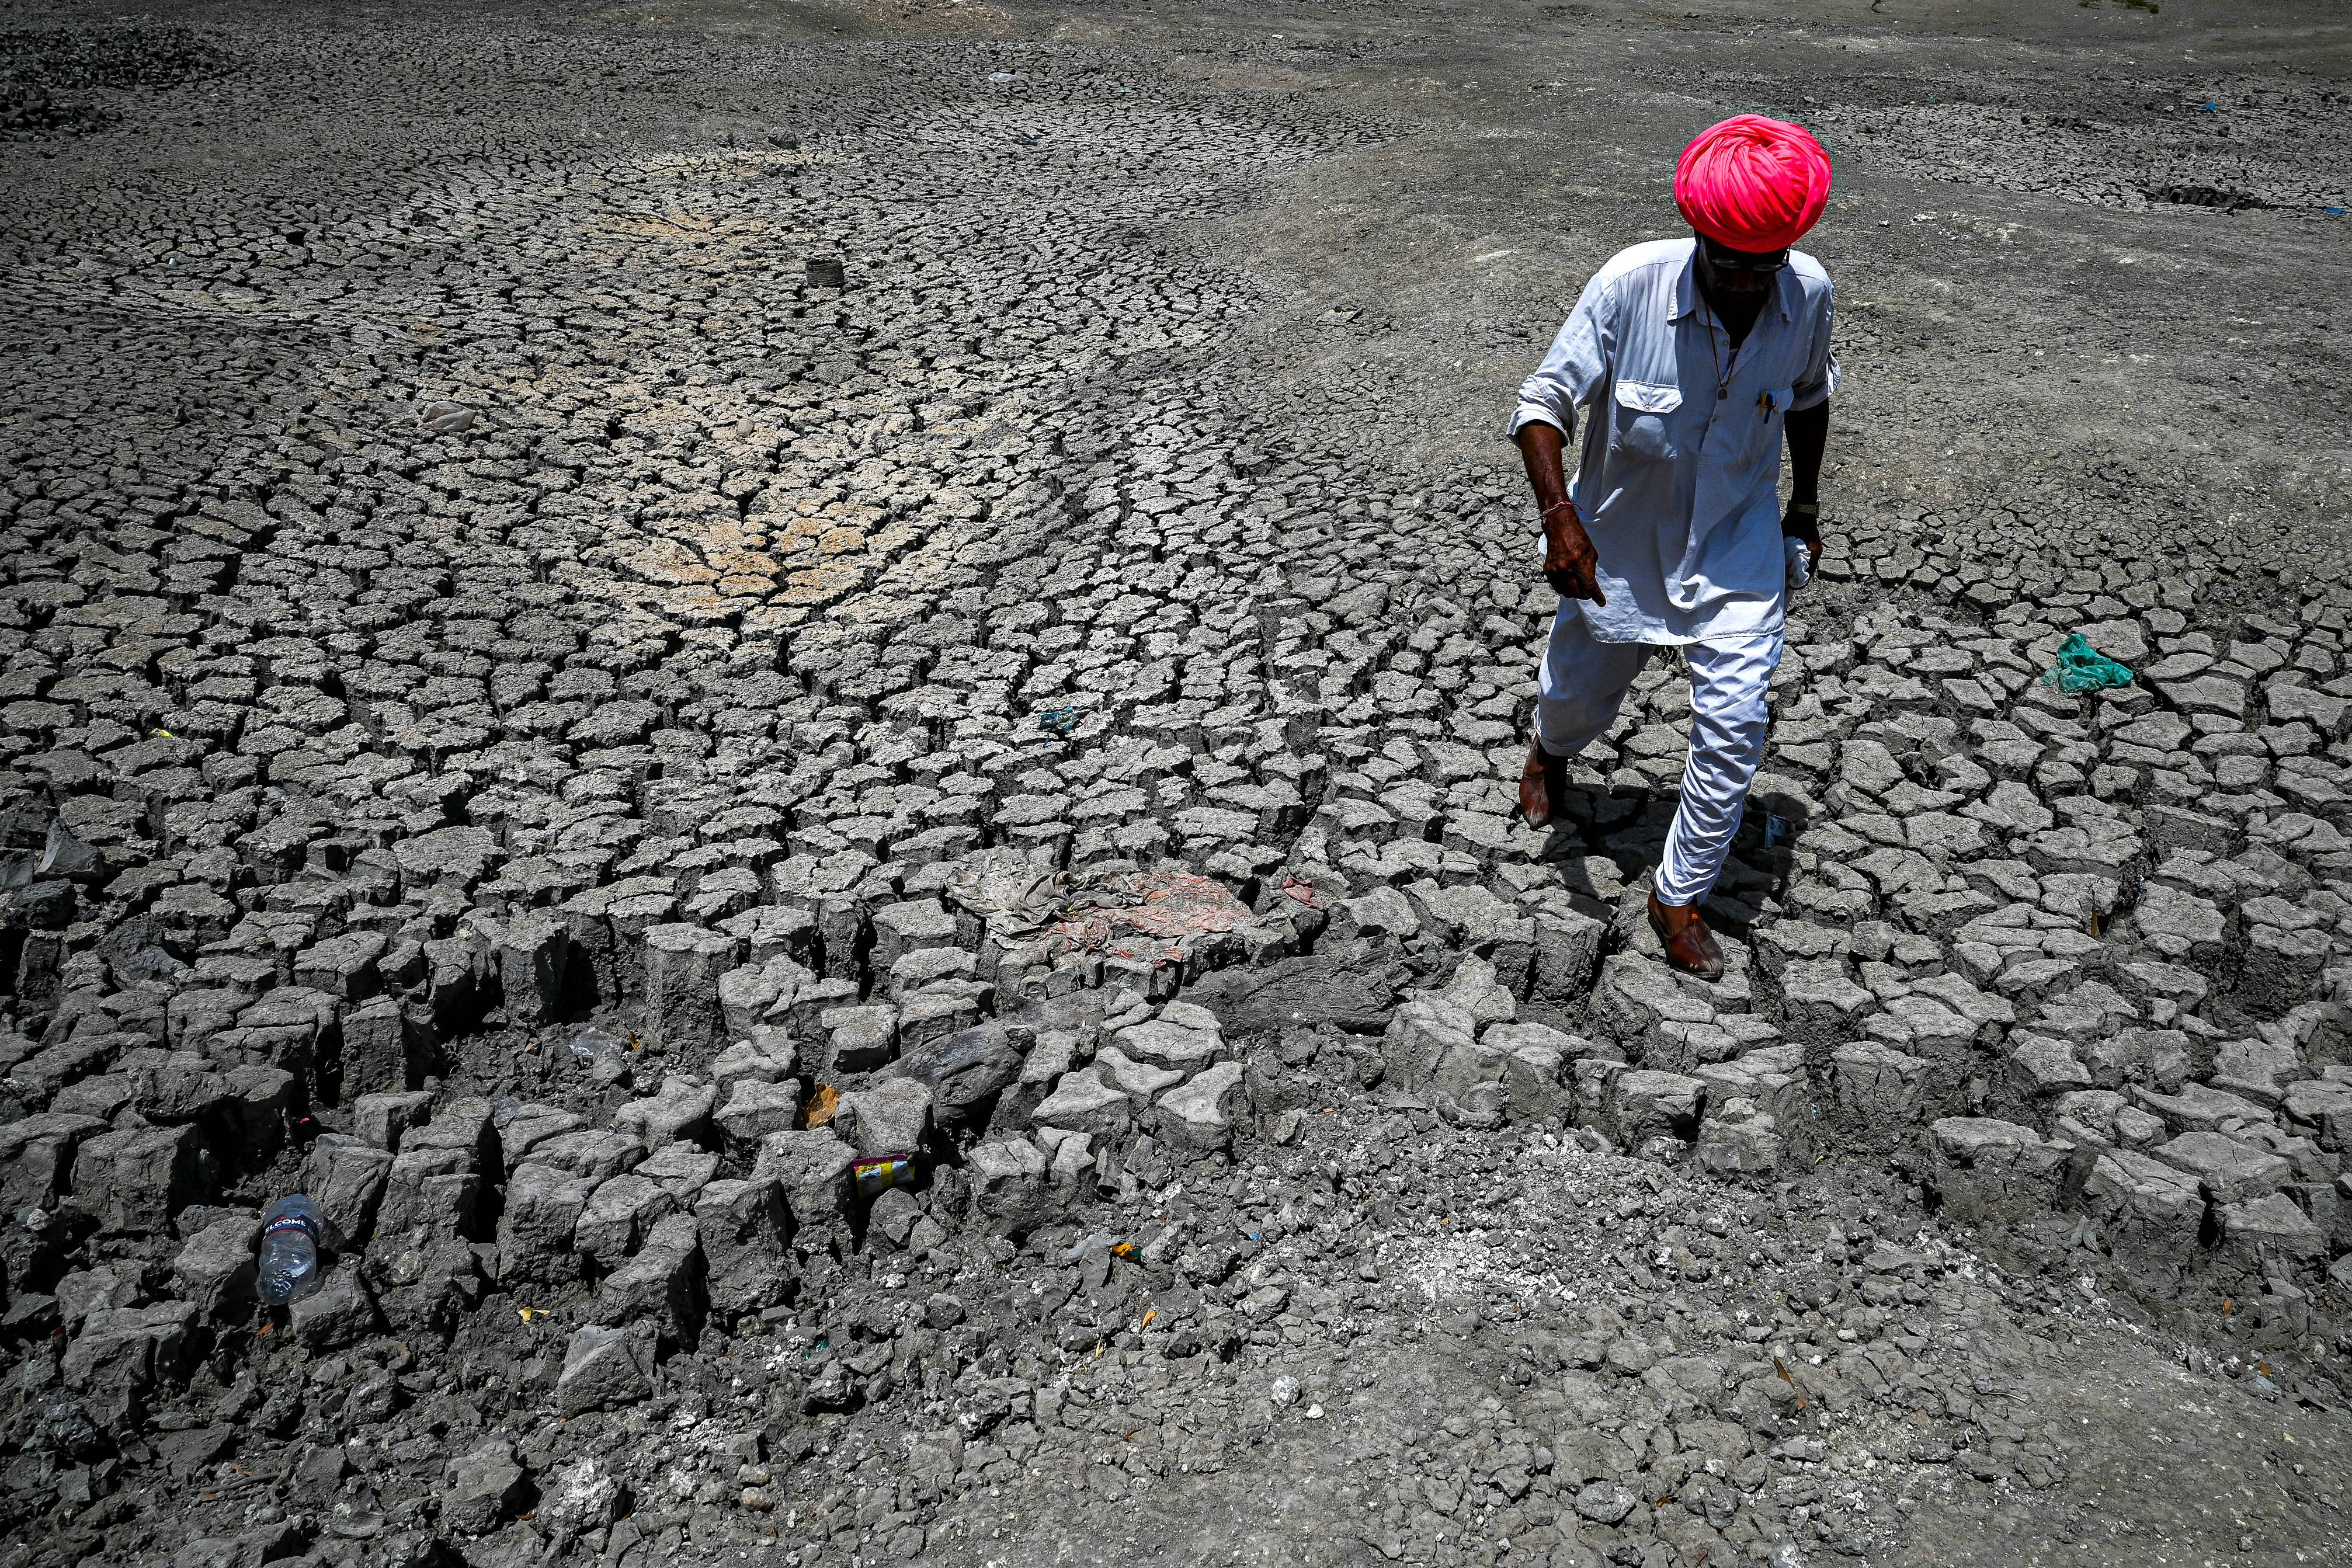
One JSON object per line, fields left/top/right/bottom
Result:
{"left": 1749, "top": 384, "right": 1797, "bottom": 467}
{"left": 1610, "top": 379, "right": 1684, "bottom": 463}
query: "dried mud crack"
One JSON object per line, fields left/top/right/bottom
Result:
{"left": 3, "top": 4, "right": 2351, "bottom": 1568}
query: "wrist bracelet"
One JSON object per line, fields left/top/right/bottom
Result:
{"left": 1785, "top": 500, "right": 1819, "bottom": 515}
{"left": 1540, "top": 500, "right": 1578, "bottom": 521}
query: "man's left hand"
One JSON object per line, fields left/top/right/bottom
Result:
{"left": 1781, "top": 501, "right": 1822, "bottom": 570}
{"left": 1784, "top": 535, "right": 1814, "bottom": 592}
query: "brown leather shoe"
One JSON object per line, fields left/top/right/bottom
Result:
{"left": 1647, "top": 891, "right": 1725, "bottom": 982}
{"left": 1519, "top": 739, "right": 1569, "bottom": 828}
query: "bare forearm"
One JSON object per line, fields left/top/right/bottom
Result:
{"left": 1786, "top": 400, "right": 1829, "bottom": 506}
{"left": 1516, "top": 420, "right": 1573, "bottom": 516}
{"left": 1515, "top": 420, "right": 1605, "bottom": 604}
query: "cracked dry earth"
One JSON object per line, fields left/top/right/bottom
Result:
{"left": 5, "top": 2, "right": 2352, "bottom": 1567}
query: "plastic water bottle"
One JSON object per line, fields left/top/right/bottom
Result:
{"left": 256, "top": 1195, "right": 326, "bottom": 1305}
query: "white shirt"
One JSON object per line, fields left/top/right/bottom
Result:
{"left": 1510, "top": 238, "right": 1839, "bottom": 645}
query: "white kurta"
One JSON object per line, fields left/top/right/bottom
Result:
{"left": 1510, "top": 238, "right": 1839, "bottom": 646}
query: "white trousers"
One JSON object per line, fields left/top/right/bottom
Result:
{"left": 1534, "top": 607, "right": 1783, "bottom": 908}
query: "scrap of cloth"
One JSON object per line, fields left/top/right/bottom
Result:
{"left": 1509, "top": 238, "right": 1838, "bottom": 644}
{"left": 1674, "top": 113, "right": 1833, "bottom": 253}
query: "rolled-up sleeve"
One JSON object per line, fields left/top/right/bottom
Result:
{"left": 1790, "top": 283, "right": 1839, "bottom": 411}
{"left": 1509, "top": 272, "right": 1615, "bottom": 438}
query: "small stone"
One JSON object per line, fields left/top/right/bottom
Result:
{"left": 1574, "top": 1480, "right": 1638, "bottom": 1525}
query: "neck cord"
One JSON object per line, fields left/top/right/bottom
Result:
{"left": 1700, "top": 297, "right": 1736, "bottom": 401}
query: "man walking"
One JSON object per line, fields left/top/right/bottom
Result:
{"left": 1510, "top": 114, "right": 1837, "bottom": 981}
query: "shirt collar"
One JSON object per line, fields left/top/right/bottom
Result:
{"left": 1673, "top": 240, "right": 1797, "bottom": 325}
{"left": 1670, "top": 244, "right": 1703, "bottom": 322}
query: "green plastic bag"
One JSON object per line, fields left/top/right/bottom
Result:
{"left": 2041, "top": 632, "right": 2134, "bottom": 694}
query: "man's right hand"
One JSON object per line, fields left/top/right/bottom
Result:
{"left": 1542, "top": 506, "right": 1607, "bottom": 605}
{"left": 1517, "top": 422, "right": 1605, "bottom": 606}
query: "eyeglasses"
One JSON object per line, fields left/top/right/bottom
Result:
{"left": 1700, "top": 239, "right": 1790, "bottom": 276}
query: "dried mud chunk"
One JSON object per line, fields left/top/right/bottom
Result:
{"left": 1925, "top": 1117, "right": 2070, "bottom": 1224}
{"left": 555, "top": 1324, "right": 654, "bottom": 1416}
{"left": 70, "top": 1122, "right": 211, "bottom": 1234}
{"left": 696, "top": 1178, "right": 791, "bottom": 1318}
{"left": 1150, "top": 1059, "right": 1247, "bottom": 1151}
{"left": 966, "top": 1138, "right": 1050, "bottom": 1237}
{"left": 61, "top": 1301, "right": 195, "bottom": 1396}
{"left": 1187, "top": 954, "right": 1402, "bottom": 1034}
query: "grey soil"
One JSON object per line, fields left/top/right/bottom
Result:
{"left": 2, "top": 2, "right": 2350, "bottom": 1567}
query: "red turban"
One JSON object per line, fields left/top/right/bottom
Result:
{"left": 1673, "top": 114, "right": 1832, "bottom": 253}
